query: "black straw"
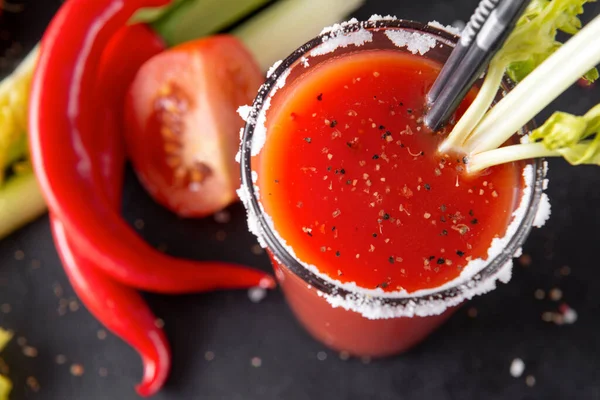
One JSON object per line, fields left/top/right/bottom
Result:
{"left": 424, "top": 0, "right": 531, "bottom": 131}
{"left": 427, "top": 0, "right": 501, "bottom": 105}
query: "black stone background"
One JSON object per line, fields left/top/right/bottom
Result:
{"left": 0, "top": 0, "right": 599, "bottom": 399}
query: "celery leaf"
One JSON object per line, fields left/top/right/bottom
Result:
{"left": 503, "top": 0, "right": 597, "bottom": 84}
{"left": 531, "top": 103, "right": 600, "bottom": 164}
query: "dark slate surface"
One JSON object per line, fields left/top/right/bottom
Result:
{"left": 1, "top": 0, "right": 600, "bottom": 399}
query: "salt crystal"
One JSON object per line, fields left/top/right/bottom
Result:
{"left": 548, "top": 288, "right": 562, "bottom": 301}
{"left": 248, "top": 287, "right": 267, "bottom": 303}
{"left": 266, "top": 60, "right": 283, "bottom": 78}
{"left": 368, "top": 14, "right": 396, "bottom": 22}
{"left": 214, "top": 210, "right": 231, "bottom": 224}
{"left": 510, "top": 358, "right": 525, "bottom": 378}
{"left": 251, "top": 357, "right": 262, "bottom": 367}
{"left": 563, "top": 307, "right": 578, "bottom": 324}
{"left": 384, "top": 30, "right": 436, "bottom": 55}
{"left": 311, "top": 28, "right": 373, "bottom": 57}
{"left": 236, "top": 105, "right": 253, "bottom": 123}
{"left": 428, "top": 20, "right": 462, "bottom": 35}
{"left": 533, "top": 193, "right": 551, "bottom": 227}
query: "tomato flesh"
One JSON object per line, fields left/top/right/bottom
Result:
{"left": 125, "top": 35, "right": 263, "bottom": 217}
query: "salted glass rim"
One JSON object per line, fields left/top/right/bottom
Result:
{"left": 239, "top": 18, "right": 545, "bottom": 312}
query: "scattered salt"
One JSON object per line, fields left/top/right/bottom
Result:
{"left": 251, "top": 357, "right": 262, "bottom": 367}
{"left": 248, "top": 287, "right": 267, "bottom": 303}
{"left": 510, "top": 358, "right": 525, "bottom": 378}
{"left": 214, "top": 210, "right": 231, "bottom": 224}
{"left": 563, "top": 307, "right": 578, "bottom": 324}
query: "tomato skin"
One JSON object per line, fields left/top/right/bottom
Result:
{"left": 124, "top": 34, "right": 263, "bottom": 217}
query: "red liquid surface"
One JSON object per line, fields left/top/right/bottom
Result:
{"left": 258, "top": 50, "right": 522, "bottom": 293}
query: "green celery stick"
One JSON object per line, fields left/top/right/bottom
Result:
{"left": 0, "top": 171, "right": 47, "bottom": 239}
{"left": 232, "top": 0, "right": 364, "bottom": 72}
{"left": 150, "top": 0, "right": 272, "bottom": 46}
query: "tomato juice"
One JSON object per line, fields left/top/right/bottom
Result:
{"left": 259, "top": 50, "right": 521, "bottom": 294}
{"left": 239, "top": 20, "right": 542, "bottom": 357}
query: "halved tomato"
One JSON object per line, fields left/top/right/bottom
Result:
{"left": 124, "top": 34, "right": 263, "bottom": 217}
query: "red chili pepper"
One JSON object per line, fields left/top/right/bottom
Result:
{"left": 51, "top": 217, "right": 170, "bottom": 397}
{"left": 49, "top": 23, "right": 173, "bottom": 397}
{"left": 28, "top": 0, "right": 275, "bottom": 293}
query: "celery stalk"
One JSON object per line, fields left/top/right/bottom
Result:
{"left": 149, "top": 0, "right": 272, "bottom": 47}
{"left": 467, "top": 13, "right": 600, "bottom": 154}
{"left": 0, "top": 328, "right": 12, "bottom": 400}
{"left": 4, "top": 132, "right": 27, "bottom": 168}
{"left": 232, "top": 0, "right": 365, "bottom": 72}
{"left": 0, "top": 45, "right": 38, "bottom": 183}
{"left": 0, "top": 171, "right": 47, "bottom": 239}
{"left": 440, "top": 0, "right": 597, "bottom": 154}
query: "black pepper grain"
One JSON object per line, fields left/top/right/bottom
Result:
{"left": 388, "top": 257, "right": 394, "bottom": 264}
{"left": 437, "top": 258, "right": 445, "bottom": 265}
{"left": 335, "top": 251, "right": 341, "bottom": 257}
{"left": 317, "top": 93, "right": 323, "bottom": 101}
{"left": 383, "top": 213, "right": 390, "bottom": 220}
{"left": 304, "top": 137, "right": 312, "bottom": 143}
{"left": 372, "top": 154, "right": 380, "bottom": 160}
{"left": 330, "top": 120, "right": 338, "bottom": 128}
{"left": 456, "top": 250, "right": 465, "bottom": 257}
{"left": 424, "top": 183, "right": 431, "bottom": 191}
